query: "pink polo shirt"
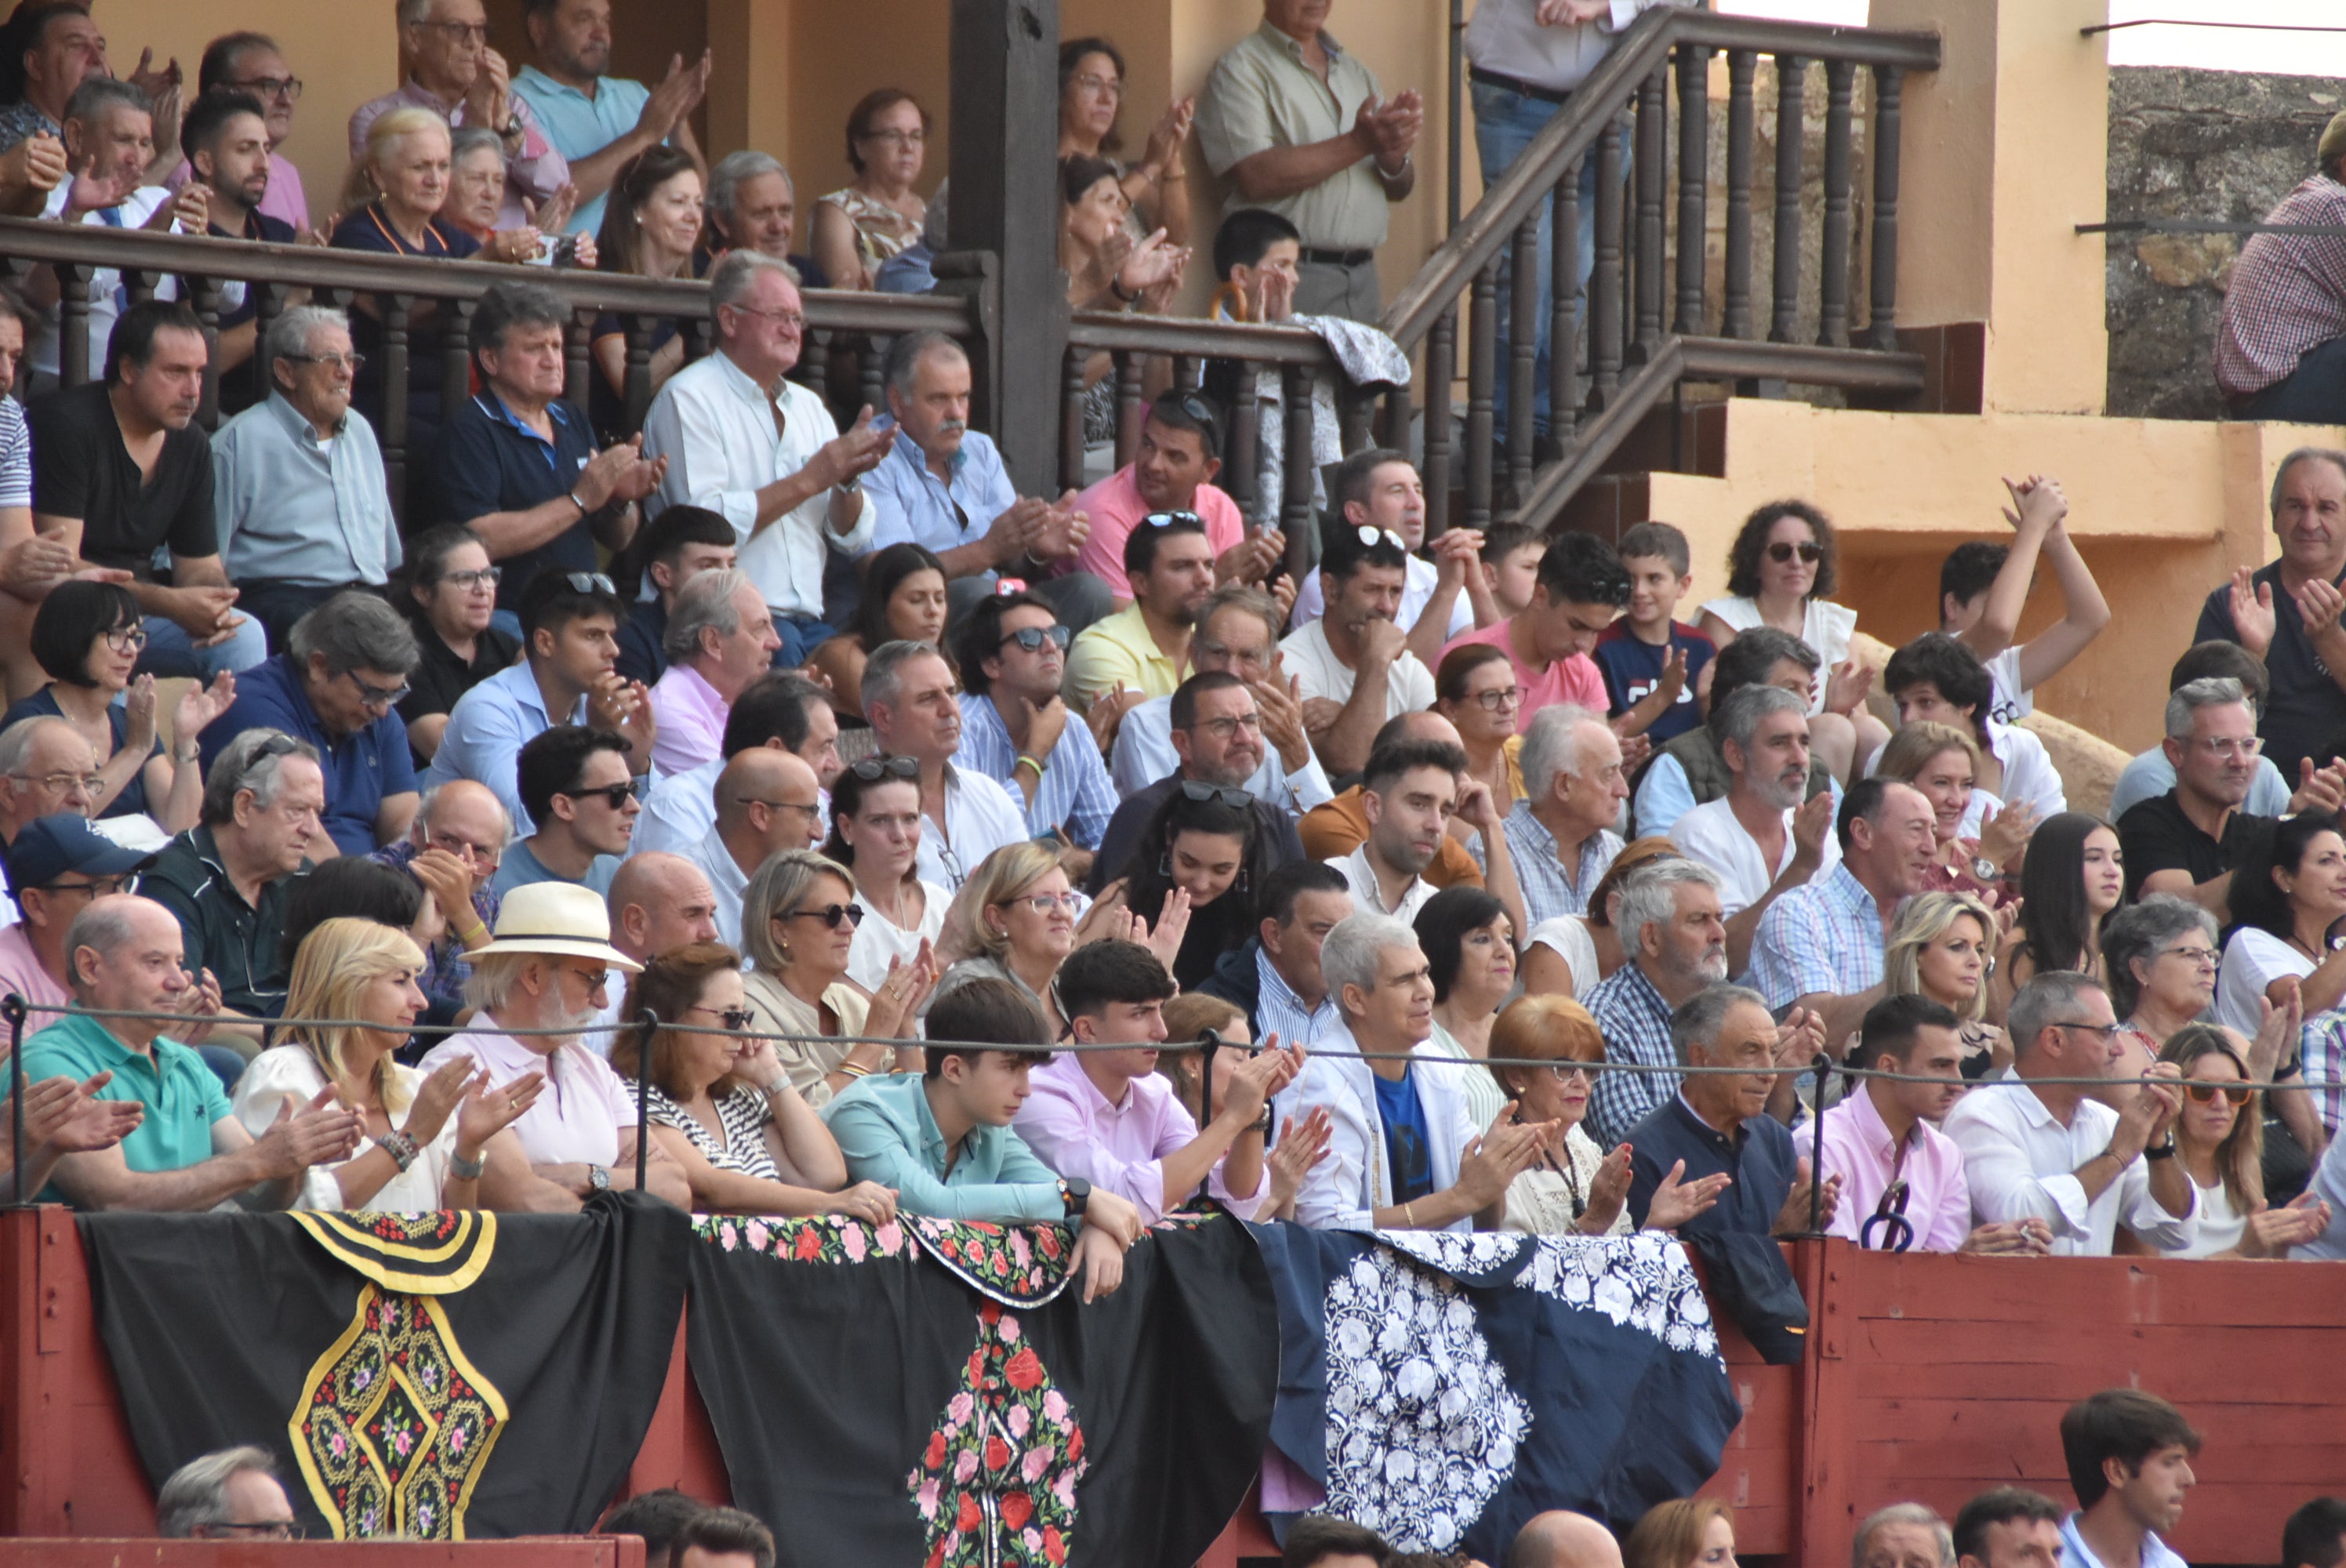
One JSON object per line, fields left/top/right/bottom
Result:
{"left": 0, "top": 923, "right": 68, "bottom": 1016}
{"left": 1439, "top": 619, "right": 1607, "bottom": 719}
{"left": 1818, "top": 1084, "right": 1974, "bottom": 1254}
{"left": 1011, "top": 1052, "right": 1264, "bottom": 1224}
{"left": 649, "top": 662, "right": 730, "bottom": 777}
{"left": 1066, "top": 465, "right": 1247, "bottom": 600}
{"left": 419, "top": 1025, "right": 631, "bottom": 1167}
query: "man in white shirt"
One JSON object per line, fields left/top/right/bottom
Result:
{"left": 864, "top": 641, "right": 1027, "bottom": 894}
{"left": 1284, "top": 520, "right": 1436, "bottom": 775}
{"left": 1670, "top": 684, "right": 1839, "bottom": 971}
{"left": 1330, "top": 735, "right": 1523, "bottom": 938}
{"left": 1287, "top": 450, "right": 1491, "bottom": 668}
{"left": 639, "top": 249, "right": 891, "bottom": 666}
{"left": 2054, "top": 1389, "right": 2200, "bottom": 1568}
{"left": 1883, "top": 633, "right": 2066, "bottom": 823}
{"left": 681, "top": 748, "right": 823, "bottom": 949}
{"left": 1942, "top": 972, "right": 2197, "bottom": 1257}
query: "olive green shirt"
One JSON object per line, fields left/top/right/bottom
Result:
{"left": 1195, "top": 20, "right": 1396, "bottom": 252}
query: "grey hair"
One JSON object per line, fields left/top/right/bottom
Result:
{"left": 862, "top": 638, "right": 942, "bottom": 718}
{"left": 883, "top": 329, "right": 966, "bottom": 401}
{"left": 2164, "top": 677, "right": 2246, "bottom": 740}
{"left": 1517, "top": 703, "right": 1607, "bottom": 803}
{"left": 201, "top": 729, "right": 321, "bottom": 828}
{"left": 287, "top": 591, "right": 419, "bottom": 680}
{"left": 1197, "top": 583, "right": 1284, "bottom": 651}
{"left": 2272, "top": 446, "right": 2346, "bottom": 517}
{"left": 448, "top": 123, "right": 505, "bottom": 167}
{"left": 706, "top": 150, "right": 791, "bottom": 224}
{"left": 394, "top": 0, "right": 434, "bottom": 27}
{"left": 708, "top": 249, "right": 802, "bottom": 325}
{"left": 1853, "top": 1505, "right": 1955, "bottom": 1568}
{"left": 418, "top": 781, "right": 511, "bottom": 845}
{"left": 66, "top": 78, "right": 150, "bottom": 128}
{"left": 663, "top": 568, "right": 753, "bottom": 662}
{"left": 1616, "top": 858, "right": 1723, "bottom": 949}
{"left": 1716, "top": 682, "right": 1807, "bottom": 756}
{"left": 0, "top": 714, "right": 71, "bottom": 779}
{"left": 261, "top": 305, "right": 350, "bottom": 385}
{"left": 2101, "top": 894, "right": 2219, "bottom": 1019}
{"left": 2008, "top": 971, "right": 2108, "bottom": 1058}
{"left": 461, "top": 950, "right": 535, "bottom": 1015}
{"left": 740, "top": 849, "right": 855, "bottom": 972}
{"left": 1669, "top": 982, "right": 1770, "bottom": 1068}
{"left": 1321, "top": 913, "right": 1421, "bottom": 1018}
{"left": 61, "top": 899, "right": 143, "bottom": 996}
{"left": 156, "top": 1446, "right": 280, "bottom": 1539}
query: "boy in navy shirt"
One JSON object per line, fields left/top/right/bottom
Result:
{"left": 1594, "top": 521, "right": 1715, "bottom": 746}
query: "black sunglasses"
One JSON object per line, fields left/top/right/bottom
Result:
{"left": 1765, "top": 541, "right": 1824, "bottom": 564}
{"left": 1178, "top": 779, "right": 1252, "bottom": 811}
{"left": 848, "top": 756, "right": 921, "bottom": 782}
{"left": 999, "top": 624, "right": 1072, "bottom": 654}
{"left": 1142, "top": 510, "right": 1203, "bottom": 530}
{"left": 1174, "top": 393, "right": 1222, "bottom": 449}
{"left": 561, "top": 782, "right": 635, "bottom": 809}
{"left": 787, "top": 902, "right": 866, "bottom": 929}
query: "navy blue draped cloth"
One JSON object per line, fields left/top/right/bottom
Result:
{"left": 1252, "top": 1223, "right": 1745, "bottom": 1562}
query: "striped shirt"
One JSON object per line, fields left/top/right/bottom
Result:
{"left": 1583, "top": 961, "right": 1679, "bottom": 1150}
{"left": 1749, "top": 864, "right": 1888, "bottom": 1011}
{"left": 1498, "top": 800, "right": 1622, "bottom": 927}
{"left": 956, "top": 692, "right": 1119, "bottom": 851}
{"left": 2215, "top": 175, "right": 2346, "bottom": 398}
{"left": 2301, "top": 1008, "right": 2346, "bottom": 1138}
{"left": 1256, "top": 945, "right": 1340, "bottom": 1052}
{"left": 0, "top": 397, "right": 28, "bottom": 511}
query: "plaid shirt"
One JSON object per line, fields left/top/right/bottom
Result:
{"left": 370, "top": 840, "right": 499, "bottom": 999}
{"left": 2215, "top": 176, "right": 2346, "bottom": 398}
{"left": 1498, "top": 800, "right": 1622, "bottom": 927}
{"left": 2302, "top": 1007, "right": 2346, "bottom": 1137}
{"left": 1584, "top": 961, "right": 1679, "bottom": 1150}
{"left": 956, "top": 692, "right": 1120, "bottom": 851}
{"left": 1749, "top": 864, "right": 1887, "bottom": 1011}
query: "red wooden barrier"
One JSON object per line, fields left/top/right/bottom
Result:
{"left": 0, "top": 1544, "right": 642, "bottom": 1566}
{"left": 11, "top": 1207, "right": 2346, "bottom": 1566}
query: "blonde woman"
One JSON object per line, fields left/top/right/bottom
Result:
{"left": 932, "top": 842, "right": 1082, "bottom": 1036}
{"left": 739, "top": 849, "right": 932, "bottom": 1108}
{"left": 2156, "top": 1025, "right": 2328, "bottom": 1258}
{"left": 1883, "top": 891, "right": 2009, "bottom": 1082}
{"left": 231, "top": 917, "right": 542, "bottom": 1210}
{"left": 331, "top": 107, "right": 474, "bottom": 435}
{"left": 1875, "top": 720, "right": 2028, "bottom": 898}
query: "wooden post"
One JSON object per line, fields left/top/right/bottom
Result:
{"left": 950, "top": 0, "right": 1066, "bottom": 495}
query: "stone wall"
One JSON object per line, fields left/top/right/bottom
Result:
{"left": 2104, "top": 66, "right": 2343, "bottom": 420}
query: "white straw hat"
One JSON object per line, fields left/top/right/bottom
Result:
{"left": 469, "top": 882, "right": 643, "bottom": 973}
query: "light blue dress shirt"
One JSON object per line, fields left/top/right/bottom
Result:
{"left": 422, "top": 662, "right": 587, "bottom": 838}
{"left": 510, "top": 67, "right": 652, "bottom": 236}
{"left": 956, "top": 691, "right": 1118, "bottom": 849}
{"left": 865, "top": 422, "right": 1020, "bottom": 562}
{"left": 211, "top": 393, "right": 401, "bottom": 586}
{"left": 822, "top": 1071, "right": 1066, "bottom": 1222}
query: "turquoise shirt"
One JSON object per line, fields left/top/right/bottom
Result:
{"left": 18, "top": 1011, "right": 231, "bottom": 1202}
{"left": 511, "top": 67, "right": 653, "bottom": 236}
{"left": 821, "top": 1071, "right": 1064, "bottom": 1223}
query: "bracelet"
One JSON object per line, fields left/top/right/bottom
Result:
{"left": 449, "top": 1149, "right": 486, "bottom": 1181}
{"left": 1109, "top": 274, "right": 1140, "bottom": 304}
{"left": 759, "top": 1077, "right": 795, "bottom": 1099}
{"left": 2144, "top": 1138, "right": 2177, "bottom": 1162}
{"left": 454, "top": 920, "right": 488, "bottom": 946}
{"left": 837, "top": 1062, "right": 873, "bottom": 1080}
{"left": 1400, "top": 1200, "right": 1417, "bottom": 1228}
{"left": 567, "top": 490, "right": 590, "bottom": 515}
{"left": 2277, "top": 1058, "right": 2304, "bottom": 1082}
{"left": 173, "top": 745, "right": 200, "bottom": 764}
{"left": 376, "top": 1131, "right": 419, "bottom": 1173}
{"left": 1375, "top": 154, "right": 1412, "bottom": 183}
{"left": 1015, "top": 753, "right": 1046, "bottom": 779}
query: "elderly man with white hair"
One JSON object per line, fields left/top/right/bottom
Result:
{"left": 703, "top": 150, "right": 828, "bottom": 284}
{"left": 1282, "top": 912, "right": 1545, "bottom": 1232}
{"left": 417, "top": 881, "right": 692, "bottom": 1211}
{"left": 646, "top": 567, "right": 783, "bottom": 775}
{"left": 640, "top": 249, "right": 893, "bottom": 667}
{"left": 1582, "top": 858, "right": 1731, "bottom": 1149}
{"left": 1499, "top": 702, "right": 1626, "bottom": 927}
{"left": 1671, "top": 684, "right": 1841, "bottom": 970}
{"left": 1854, "top": 1503, "right": 1956, "bottom": 1568}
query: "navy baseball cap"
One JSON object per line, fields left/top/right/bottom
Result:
{"left": 2, "top": 815, "right": 155, "bottom": 898}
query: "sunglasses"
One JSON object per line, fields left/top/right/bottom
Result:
{"left": 1178, "top": 779, "right": 1253, "bottom": 811}
{"left": 562, "top": 782, "right": 636, "bottom": 809}
{"left": 787, "top": 902, "right": 865, "bottom": 929}
{"left": 2184, "top": 1082, "right": 2252, "bottom": 1106}
{"left": 1765, "top": 541, "right": 1825, "bottom": 564}
{"left": 1143, "top": 510, "right": 1203, "bottom": 529}
{"left": 564, "top": 572, "right": 618, "bottom": 596}
{"left": 692, "top": 1004, "right": 756, "bottom": 1030}
{"left": 1353, "top": 524, "right": 1407, "bottom": 551}
{"left": 1175, "top": 393, "right": 1222, "bottom": 447}
{"left": 848, "top": 756, "right": 921, "bottom": 783}
{"left": 999, "top": 624, "right": 1072, "bottom": 654}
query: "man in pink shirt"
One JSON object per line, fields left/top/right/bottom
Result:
{"left": 647, "top": 568, "right": 782, "bottom": 776}
{"left": 1818, "top": 994, "right": 2052, "bottom": 1255}
{"left": 1011, "top": 939, "right": 1303, "bottom": 1222}
{"left": 1067, "top": 392, "right": 1282, "bottom": 604}
{"left": 1440, "top": 529, "right": 1623, "bottom": 720}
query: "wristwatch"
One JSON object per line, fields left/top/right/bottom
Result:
{"left": 1059, "top": 1177, "right": 1091, "bottom": 1219}
{"left": 1970, "top": 855, "right": 2000, "bottom": 883}
{"left": 1251, "top": 1104, "right": 1274, "bottom": 1135}
{"left": 587, "top": 1163, "right": 612, "bottom": 1192}
{"left": 2144, "top": 1138, "right": 2177, "bottom": 1162}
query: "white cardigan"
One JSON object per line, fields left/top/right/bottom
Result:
{"left": 1281, "top": 1022, "right": 1481, "bottom": 1233}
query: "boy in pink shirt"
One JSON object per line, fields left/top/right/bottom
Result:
{"left": 1065, "top": 393, "right": 1279, "bottom": 600}
{"left": 1440, "top": 532, "right": 1628, "bottom": 720}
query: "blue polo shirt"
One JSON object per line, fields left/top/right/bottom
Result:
{"left": 1624, "top": 1094, "right": 1799, "bottom": 1237}
{"left": 19, "top": 1011, "right": 231, "bottom": 1203}
{"left": 198, "top": 652, "right": 419, "bottom": 855}
{"left": 432, "top": 391, "right": 601, "bottom": 610}
{"left": 511, "top": 67, "right": 653, "bottom": 237}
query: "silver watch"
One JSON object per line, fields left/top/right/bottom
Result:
{"left": 1970, "top": 855, "right": 1999, "bottom": 882}
{"left": 587, "top": 1163, "right": 612, "bottom": 1193}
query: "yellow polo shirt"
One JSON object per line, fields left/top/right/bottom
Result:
{"left": 1063, "top": 604, "right": 1183, "bottom": 713}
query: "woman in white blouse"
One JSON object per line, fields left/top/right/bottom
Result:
{"left": 1414, "top": 886, "right": 1517, "bottom": 1134}
{"left": 824, "top": 755, "right": 949, "bottom": 992}
{"left": 1697, "top": 499, "right": 1883, "bottom": 782}
{"left": 2155, "top": 1025, "right": 2329, "bottom": 1258}
{"left": 233, "top": 918, "right": 539, "bottom": 1211}
{"left": 1488, "top": 996, "right": 1728, "bottom": 1237}
{"left": 1519, "top": 837, "right": 1680, "bottom": 1000}
{"left": 2214, "top": 811, "right": 2346, "bottom": 1036}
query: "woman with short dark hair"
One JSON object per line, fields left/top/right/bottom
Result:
{"left": 1414, "top": 884, "right": 1514, "bottom": 1132}
{"left": 814, "top": 89, "right": 932, "bottom": 290}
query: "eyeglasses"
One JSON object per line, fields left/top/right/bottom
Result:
{"left": 2050, "top": 1020, "right": 2123, "bottom": 1042}
{"left": 1471, "top": 685, "right": 1523, "bottom": 712}
{"left": 690, "top": 1003, "right": 757, "bottom": 1030}
{"left": 1197, "top": 712, "right": 1262, "bottom": 740}
{"left": 569, "top": 967, "right": 610, "bottom": 993}
{"left": 860, "top": 128, "right": 926, "bottom": 147}
{"left": 39, "top": 873, "right": 136, "bottom": 900}
{"left": 7, "top": 770, "right": 101, "bottom": 797}
{"left": 2185, "top": 735, "right": 2264, "bottom": 761}
{"left": 1178, "top": 779, "right": 1253, "bottom": 811}
{"left": 848, "top": 756, "right": 921, "bottom": 783}
{"left": 438, "top": 566, "right": 500, "bottom": 591}
{"left": 285, "top": 351, "right": 364, "bottom": 373}
{"left": 786, "top": 902, "right": 865, "bottom": 929}
{"left": 1142, "top": 510, "right": 1203, "bottom": 529}
{"left": 204, "top": 1520, "right": 306, "bottom": 1541}
{"left": 727, "top": 303, "right": 806, "bottom": 330}
{"left": 102, "top": 624, "right": 147, "bottom": 653}
{"left": 564, "top": 782, "right": 636, "bottom": 810}
{"left": 2158, "top": 944, "right": 2220, "bottom": 970}
{"left": 1006, "top": 891, "right": 1082, "bottom": 915}
{"left": 343, "top": 670, "right": 412, "bottom": 708}
{"left": 999, "top": 624, "right": 1072, "bottom": 654}
{"left": 1353, "top": 524, "right": 1406, "bottom": 551}
{"left": 412, "top": 19, "right": 492, "bottom": 43}
{"left": 231, "top": 75, "right": 303, "bottom": 100}
{"left": 2184, "top": 1082, "right": 2253, "bottom": 1106}
{"left": 564, "top": 572, "right": 617, "bottom": 597}
{"left": 741, "top": 796, "right": 823, "bottom": 819}
{"left": 1765, "top": 541, "right": 1825, "bottom": 564}
{"left": 1072, "top": 73, "right": 1124, "bottom": 100}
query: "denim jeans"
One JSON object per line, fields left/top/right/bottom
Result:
{"left": 1471, "top": 79, "right": 1616, "bottom": 435}
{"left": 2242, "top": 334, "right": 2346, "bottom": 426}
{"left": 136, "top": 611, "right": 269, "bottom": 682}
{"left": 773, "top": 613, "right": 836, "bottom": 669}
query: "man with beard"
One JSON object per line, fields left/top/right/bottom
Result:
{"left": 1282, "top": 521, "right": 1433, "bottom": 775}
{"left": 1670, "top": 685, "right": 1839, "bottom": 972}
{"left": 1089, "top": 671, "right": 1306, "bottom": 893}
{"left": 1328, "top": 736, "right": 1523, "bottom": 942}
{"left": 1583, "top": 858, "right": 1732, "bottom": 1149}
{"left": 513, "top": 0, "right": 709, "bottom": 237}
{"left": 862, "top": 640, "right": 1025, "bottom": 895}
{"left": 1065, "top": 506, "right": 1216, "bottom": 743}
{"left": 177, "top": 91, "right": 294, "bottom": 411}
{"left": 953, "top": 591, "right": 1115, "bottom": 874}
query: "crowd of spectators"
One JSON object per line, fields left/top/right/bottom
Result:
{"left": 2, "top": 3, "right": 2346, "bottom": 1563}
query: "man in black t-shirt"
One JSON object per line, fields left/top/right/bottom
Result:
{"left": 27, "top": 299, "right": 267, "bottom": 681}
{"left": 2117, "top": 677, "right": 2279, "bottom": 923}
{"left": 2195, "top": 447, "right": 2346, "bottom": 780}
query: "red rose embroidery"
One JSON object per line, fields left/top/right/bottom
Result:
{"left": 1004, "top": 1347, "right": 1043, "bottom": 1392}
{"left": 1067, "top": 1426, "right": 1084, "bottom": 1463}
{"left": 794, "top": 1228, "right": 823, "bottom": 1260}
{"left": 1045, "top": 1525, "right": 1066, "bottom": 1565}
{"left": 984, "top": 1435, "right": 1011, "bottom": 1472}
{"left": 924, "top": 1432, "right": 947, "bottom": 1469}
{"left": 1001, "top": 1490, "right": 1034, "bottom": 1530}
{"left": 957, "top": 1494, "right": 982, "bottom": 1532}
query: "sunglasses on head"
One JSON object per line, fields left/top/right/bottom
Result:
{"left": 1175, "top": 393, "right": 1222, "bottom": 446}
{"left": 1765, "top": 541, "right": 1825, "bottom": 564}
{"left": 2184, "top": 1082, "right": 2251, "bottom": 1106}
{"left": 1178, "top": 779, "right": 1253, "bottom": 811}
{"left": 999, "top": 624, "right": 1072, "bottom": 654}
{"left": 564, "top": 572, "right": 618, "bottom": 596}
{"left": 1143, "top": 510, "right": 1203, "bottom": 529}
{"left": 787, "top": 902, "right": 866, "bottom": 929}
{"left": 1353, "top": 524, "right": 1407, "bottom": 551}
{"left": 562, "top": 782, "right": 635, "bottom": 809}
{"left": 848, "top": 756, "right": 921, "bottom": 783}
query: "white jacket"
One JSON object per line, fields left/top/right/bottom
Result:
{"left": 1283, "top": 1021, "right": 1480, "bottom": 1233}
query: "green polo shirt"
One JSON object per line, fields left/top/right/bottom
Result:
{"left": 1195, "top": 20, "right": 1393, "bottom": 251}
{"left": 18, "top": 1012, "right": 231, "bottom": 1202}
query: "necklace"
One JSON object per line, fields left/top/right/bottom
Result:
{"left": 1544, "top": 1145, "right": 1586, "bottom": 1221}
